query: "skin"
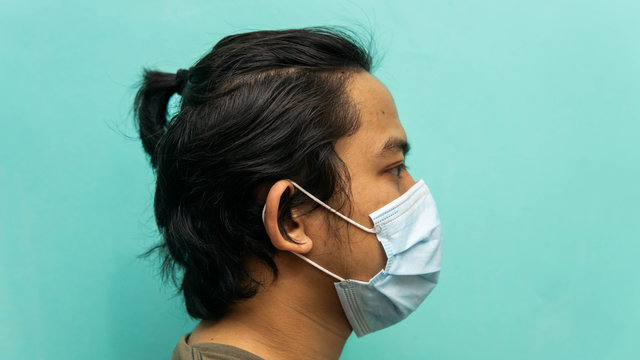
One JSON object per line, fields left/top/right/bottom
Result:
{"left": 186, "top": 71, "right": 417, "bottom": 360}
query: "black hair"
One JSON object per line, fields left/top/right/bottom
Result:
{"left": 133, "top": 27, "right": 372, "bottom": 321}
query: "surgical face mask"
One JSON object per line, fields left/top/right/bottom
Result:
{"left": 261, "top": 179, "right": 442, "bottom": 337}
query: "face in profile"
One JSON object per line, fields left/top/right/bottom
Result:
{"left": 289, "top": 70, "right": 417, "bottom": 282}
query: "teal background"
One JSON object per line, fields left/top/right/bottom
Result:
{"left": 2, "top": 0, "right": 639, "bottom": 359}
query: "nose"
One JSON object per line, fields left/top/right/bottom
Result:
{"left": 402, "top": 171, "right": 417, "bottom": 193}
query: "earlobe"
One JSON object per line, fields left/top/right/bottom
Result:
{"left": 262, "top": 180, "right": 313, "bottom": 254}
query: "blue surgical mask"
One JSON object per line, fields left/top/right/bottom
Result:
{"left": 262, "top": 179, "right": 442, "bottom": 337}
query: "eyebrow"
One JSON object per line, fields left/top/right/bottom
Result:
{"left": 376, "top": 136, "right": 411, "bottom": 157}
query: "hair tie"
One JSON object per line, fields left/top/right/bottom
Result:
{"left": 175, "top": 69, "right": 190, "bottom": 95}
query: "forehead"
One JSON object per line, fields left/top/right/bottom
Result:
{"left": 337, "top": 72, "right": 407, "bottom": 157}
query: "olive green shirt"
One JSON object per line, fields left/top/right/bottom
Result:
{"left": 171, "top": 333, "right": 265, "bottom": 360}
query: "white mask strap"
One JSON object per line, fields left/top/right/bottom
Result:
{"left": 290, "top": 251, "right": 345, "bottom": 282}
{"left": 288, "top": 180, "right": 380, "bottom": 234}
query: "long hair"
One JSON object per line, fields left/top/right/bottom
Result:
{"left": 133, "top": 27, "right": 372, "bottom": 321}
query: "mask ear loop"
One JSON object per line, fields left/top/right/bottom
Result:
{"left": 260, "top": 180, "right": 381, "bottom": 282}
{"left": 287, "top": 180, "right": 381, "bottom": 234}
{"left": 290, "top": 252, "right": 346, "bottom": 282}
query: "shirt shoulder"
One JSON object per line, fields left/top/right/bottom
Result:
{"left": 171, "top": 333, "right": 265, "bottom": 360}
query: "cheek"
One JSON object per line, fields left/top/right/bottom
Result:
{"left": 314, "top": 216, "right": 387, "bottom": 282}
{"left": 341, "top": 225, "right": 387, "bottom": 282}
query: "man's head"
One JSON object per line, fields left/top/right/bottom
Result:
{"left": 134, "top": 27, "right": 414, "bottom": 321}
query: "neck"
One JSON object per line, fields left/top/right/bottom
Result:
{"left": 188, "top": 251, "right": 352, "bottom": 360}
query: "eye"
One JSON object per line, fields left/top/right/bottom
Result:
{"left": 389, "top": 163, "right": 406, "bottom": 178}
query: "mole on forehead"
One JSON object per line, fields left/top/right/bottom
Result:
{"left": 364, "top": 105, "right": 393, "bottom": 119}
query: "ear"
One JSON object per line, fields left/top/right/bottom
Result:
{"left": 262, "top": 180, "right": 313, "bottom": 254}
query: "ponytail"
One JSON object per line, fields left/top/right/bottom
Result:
{"left": 133, "top": 69, "right": 186, "bottom": 169}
